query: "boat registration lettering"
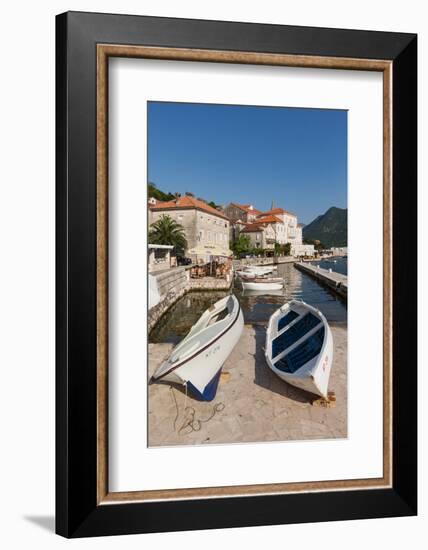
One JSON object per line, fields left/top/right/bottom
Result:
{"left": 205, "top": 344, "right": 221, "bottom": 358}
{"left": 322, "top": 355, "right": 329, "bottom": 372}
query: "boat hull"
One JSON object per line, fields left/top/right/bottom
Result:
{"left": 265, "top": 300, "right": 333, "bottom": 399}
{"left": 236, "top": 266, "right": 276, "bottom": 277}
{"left": 153, "top": 295, "right": 244, "bottom": 401}
{"left": 242, "top": 281, "right": 283, "bottom": 291}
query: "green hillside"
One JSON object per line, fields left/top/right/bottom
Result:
{"left": 302, "top": 207, "right": 347, "bottom": 248}
{"left": 148, "top": 182, "right": 221, "bottom": 209}
{"left": 148, "top": 182, "right": 175, "bottom": 202}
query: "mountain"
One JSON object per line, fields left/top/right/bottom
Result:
{"left": 302, "top": 207, "right": 347, "bottom": 248}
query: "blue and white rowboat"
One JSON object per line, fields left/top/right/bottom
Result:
{"left": 265, "top": 300, "right": 333, "bottom": 399}
{"left": 151, "top": 295, "right": 244, "bottom": 401}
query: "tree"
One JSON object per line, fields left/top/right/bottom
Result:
{"left": 231, "top": 234, "right": 251, "bottom": 256}
{"left": 303, "top": 238, "right": 325, "bottom": 251}
{"left": 149, "top": 215, "right": 187, "bottom": 254}
{"left": 282, "top": 243, "right": 291, "bottom": 256}
{"left": 148, "top": 181, "right": 175, "bottom": 202}
{"left": 253, "top": 247, "right": 265, "bottom": 257}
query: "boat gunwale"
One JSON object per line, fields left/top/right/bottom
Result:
{"left": 153, "top": 297, "right": 242, "bottom": 380}
{"left": 266, "top": 300, "right": 331, "bottom": 377}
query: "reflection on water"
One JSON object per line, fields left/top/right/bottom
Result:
{"left": 234, "top": 262, "right": 347, "bottom": 326}
{"left": 311, "top": 256, "right": 348, "bottom": 276}
{"left": 149, "top": 290, "right": 229, "bottom": 344}
{"left": 149, "top": 262, "right": 347, "bottom": 344}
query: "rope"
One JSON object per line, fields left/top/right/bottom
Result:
{"left": 169, "top": 384, "right": 225, "bottom": 435}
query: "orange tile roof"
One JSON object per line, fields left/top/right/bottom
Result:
{"left": 255, "top": 214, "right": 283, "bottom": 224}
{"left": 259, "top": 207, "right": 296, "bottom": 217}
{"left": 150, "top": 195, "right": 229, "bottom": 220}
{"left": 231, "top": 203, "right": 262, "bottom": 215}
{"left": 241, "top": 222, "right": 269, "bottom": 233}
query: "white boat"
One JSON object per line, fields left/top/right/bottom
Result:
{"left": 236, "top": 265, "right": 276, "bottom": 277}
{"left": 265, "top": 300, "right": 333, "bottom": 398}
{"left": 241, "top": 277, "right": 284, "bottom": 291}
{"left": 151, "top": 295, "right": 244, "bottom": 401}
{"left": 241, "top": 288, "right": 284, "bottom": 297}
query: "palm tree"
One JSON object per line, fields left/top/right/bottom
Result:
{"left": 149, "top": 215, "right": 187, "bottom": 254}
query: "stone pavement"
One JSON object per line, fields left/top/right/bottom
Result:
{"left": 148, "top": 324, "right": 347, "bottom": 446}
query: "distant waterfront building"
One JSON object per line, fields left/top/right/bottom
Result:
{"left": 240, "top": 222, "right": 276, "bottom": 250}
{"left": 330, "top": 246, "right": 348, "bottom": 256}
{"left": 223, "top": 203, "right": 262, "bottom": 224}
{"left": 290, "top": 243, "right": 315, "bottom": 257}
{"left": 149, "top": 196, "right": 231, "bottom": 262}
{"left": 296, "top": 223, "right": 304, "bottom": 243}
{"left": 224, "top": 201, "right": 308, "bottom": 254}
{"left": 254, "top": 213, "right": 287, "bottom": 244}
{"left": 257, "top": 207, "right": 301, "bottom": 245}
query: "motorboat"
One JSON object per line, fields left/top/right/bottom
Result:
{"left": 151, "top": 295, "right": 244, "bottom": 401}
{"left": 265, "top": 300, "right": 333, "bottom": 398}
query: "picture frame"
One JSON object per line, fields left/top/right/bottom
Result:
{"left": 56, "top": 11, "right": 417, "bottom": 538}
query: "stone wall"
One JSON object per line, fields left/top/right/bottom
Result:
{"left": 189, "top": 275, "right": 233, "bottom": 290}
{"left": 155, "top": 267, "right": 188, "bottom": 296}
{"left": 148, "top": 267, "right": 189, "bottom": 332}
{"left": 294, "top": 262, "right": 347, "bottom": 299}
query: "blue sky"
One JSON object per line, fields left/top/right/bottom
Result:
{"left": 147, "top": 102, "right": 347, "bottom": 225}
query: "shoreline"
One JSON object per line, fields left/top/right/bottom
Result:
{"left": 294, "top": 262, "right": 347, "bottom": 300}
{"left": 149, "top": 259, "right": 347, "bottom": 334}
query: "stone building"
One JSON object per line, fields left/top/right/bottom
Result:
{"left": 253, "top": 214, "right": 287, "bottom": 244}
{"left": 149, "top": 196, "right": 231, "bottom": 262}
{"left": 148, "top": 244, "right": 174, "bottom": 273}
{"left": 256, "top": 207, "right": 301, "bottom": 245}
{"left": 240, "top": 222, "right": 276, "bottom": 250}
{"left": 224, "top": 202, "right": 304, "bottom": 247}
{"left": 223, "top": 203, "right": 262, "bottom": 224}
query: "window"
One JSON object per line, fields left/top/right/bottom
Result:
{"left": 199, "top": 230, "right": 204, "bottom": 241}
{"left": 154, "top": 248, "right": 168, "bottom": 260}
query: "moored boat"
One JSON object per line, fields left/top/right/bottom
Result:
{"left": 151, "top": 295, "right": 244, "bottom": 401}
{"left": 236, "top": 265, "right": 276, "bottom": 277}
{"left": 265, "top": 300, "right": 333, "bottom": 398}
{"left": 241, "top": 277, "right": 284, "bottom": 291}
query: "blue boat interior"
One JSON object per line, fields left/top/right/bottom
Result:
{"left": 272, "top": 312, "right": 321, "bottom": 359}
{"left": 274, "top": 327, "right": 325, "bottom": 374}
{"left": 186, "top": 368, "right": 222, "bottom": 401}
{"left": 277, "top": 309, "right": 299, "bottom": 332}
